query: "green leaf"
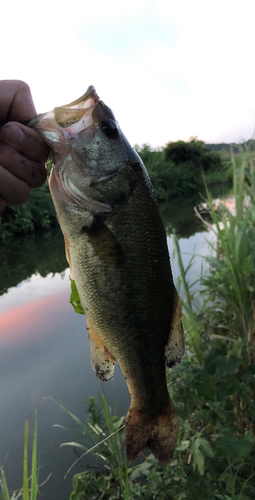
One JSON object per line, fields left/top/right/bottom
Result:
{"left": 31, "top": 411, "right": 38, "bottom": 500}
{"left": 199, "top": 438, "right": 214, "bottom": 458}
{"left": 60, "top": 441, "right": 87, "bottom": 450}
{"left": 129, "top": 459, "right": 153, "bottom": 481}
{"left": 196, "top": 380, "right": 215, "bottom": 400}
{"left": 176, "top": 440, "right": 190, "bottom": 452}
{"left": 69, "top": 277, "right": 84, "bottom": 315}
{"left": 216, "top": 355, "right": 241, "bottom": 376}
{"left": 193, "top": 448, "right": 205, "bottom": 475}
{"left": 0, "top": 468, "right": 11, "bottom": 500}
{"left": 218, "top": 434, "right": 254, "bottom": 458}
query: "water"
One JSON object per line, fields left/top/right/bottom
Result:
{"left": 0, "top": 206, "right": 216, "bottom": 499}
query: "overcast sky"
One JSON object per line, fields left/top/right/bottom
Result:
{"left": 1, "top": 0, "right": 255, "bottom": 147}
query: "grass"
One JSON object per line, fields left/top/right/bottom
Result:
{"left": 48, "top": 394, "right": 139, "bottom": 499}
{"left": 201, "top": 154, "right": 255, "bottom": 346}
{"left": 0, "top": 415, "right": 38, "bottom": 500}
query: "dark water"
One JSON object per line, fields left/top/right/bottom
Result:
{"left": 0, "top": 198, "right": 217, "bottom": 499}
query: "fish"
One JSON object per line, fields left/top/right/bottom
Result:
{"left": 30, "top": 86, "right": 185, "bottom": 463}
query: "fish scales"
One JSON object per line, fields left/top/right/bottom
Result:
{"left": 72, "top": 167, "right": 173, "bottom": 408}
{"left": 29, "top": 86, "right": 185, "bottom": 463}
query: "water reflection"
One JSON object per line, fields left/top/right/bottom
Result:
{"left": 0, "top": 194, "right": 216, "bottom": 296}
{"left": 161, "top": 196, "right": 205, "bottom": 238}
{"left": 0, "top": 227, "right": 66, "bottom": 296}
{"left": 161, "top": 183, "right": 231, "bottom": 238}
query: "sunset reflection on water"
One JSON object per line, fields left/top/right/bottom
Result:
{"left": 0, "top": 289, "right": 70, "bottom": 348}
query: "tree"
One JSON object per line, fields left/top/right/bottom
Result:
{"left": 164, "top": 138, "right": 222, "bottom": 172}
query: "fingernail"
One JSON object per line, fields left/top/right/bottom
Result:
{"left": 1, "top": 123, "right": 25, "bottom": 146}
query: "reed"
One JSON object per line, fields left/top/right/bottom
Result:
{"left": 172, "top": 234, "right": 203, "bottom": 366}
{"left": 0, "top": 415, "right": 38, "bottom": 500}
{"left": 201, "top": 154, "right": 255, "bottom": 346}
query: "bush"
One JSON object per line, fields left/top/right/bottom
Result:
{"left": 164, "top": 138, "right": 223, "bottom": 172}
{"left": 0, "top": 183, "right": 57, "bottom": 241}
{"left": 136, "top": 141, "right": 228, "bottom": 202}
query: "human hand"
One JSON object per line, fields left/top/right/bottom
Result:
{"left": 0, "top": 80, "right": 49, "bottom": 213}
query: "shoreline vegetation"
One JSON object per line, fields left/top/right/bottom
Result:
{"left": 0, "top": 138, "right": 233, "bottom": 242}
{"left": 1, "top": 143, "right": 255, "bottom": 499}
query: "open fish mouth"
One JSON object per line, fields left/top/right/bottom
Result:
{"left": 51, "top": 85, "right": 99, "bottom": 130}
{"left": 27, "top": 85, "right": 118, "bottom": 156}
{"left": 27, "top": 85, "right": 99, "bottom": 142}
{"left": 27, "top": 86, "right": 122, "bottom": 213}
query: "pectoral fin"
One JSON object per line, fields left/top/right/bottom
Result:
{"left": 165, "top": 288, "right": 185, "bottom": 367}
{"left": 82, "top": 217, "right": 124, "bottom": 265}
{"left": 87, "top": 321, "right": 116, "bottom": 381}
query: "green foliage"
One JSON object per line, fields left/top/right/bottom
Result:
{"left": 0, "top": 183, "right": 57, "bottom": 241}
{"left": 136, "top": 140, "right": 229, "bottom": 203}
{"left": 201, "top": 156, "right": 255, "bottom": 345}
{"left": 0, "top": 415, "right": 39, "bottom": 500}
{"left": 164, "top": 138, "right": 222, "bottom": 172}
{"left": 66, "top": 343, "right": 255, "bottom": 499}
{"left": 49, "top": 394, "right": 129, "bottom": 499}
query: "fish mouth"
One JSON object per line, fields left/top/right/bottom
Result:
{"left": 28, "top": 87, "right": 116, "bottom": 213}
{"left": 27, "top": 85, "right": 99, "bottom": 140}
{"left": 52, "top": 85, "right": 99, "bottom": 130}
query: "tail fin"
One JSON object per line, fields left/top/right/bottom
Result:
{"left": 125, "top": 404, "right": 178, "bottom": 464}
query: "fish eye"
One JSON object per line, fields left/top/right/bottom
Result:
{"left": 100, "top": 119, "right": 118, "bottom": 139}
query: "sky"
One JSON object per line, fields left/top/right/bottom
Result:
{"left": 1, "top": 0, "right": 255, "bottom": 148}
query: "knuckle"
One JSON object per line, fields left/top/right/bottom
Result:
{"left": 13, "top": 80, "right": 31, "bottom": 93}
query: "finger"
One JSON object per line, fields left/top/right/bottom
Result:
{"left": 0, "top": 80, "right": 36, "bottom": 122}
{"left": 0, "top": 122, "right": 49, "bottom": 162}
{"left": 0, "top": 142, "right": 47, "bottom": 188}
{"left": 0, "top": 164, "right": 30, "bottom": 205}
{"left": 0, "top": 197, "right": 6, "bottom": 213}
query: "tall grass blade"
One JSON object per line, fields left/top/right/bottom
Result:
{"left": 64, "top": 424, "right": 125, "bottom": 479}
{"left": 45, "top": 397, "right": 87, "bottom": 432}
{"left": 0, "top": 468, "right": 11, "bottom": 500}
{"left": 30, "top": 411, "right": 38, "bottom": 500}
{"left": 173, "top": 233, "right": 202, "bottom": 365}
{"left": 23, "top": 417, "right": 29, "bottom": 500}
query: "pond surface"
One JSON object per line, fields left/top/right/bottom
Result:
{"left": 0, "top": 199, "right": 216, "bottom": 499}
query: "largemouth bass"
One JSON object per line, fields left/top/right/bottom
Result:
{"left": 30, "top": 86, "right": 185, "bottom": 463}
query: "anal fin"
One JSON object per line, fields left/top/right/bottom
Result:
{"left": 165, "top": 287, "right": 185, "bottom": 367}
{"left": 87, "top": 321, "right": 116, "bottom": 381}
